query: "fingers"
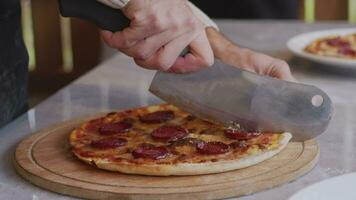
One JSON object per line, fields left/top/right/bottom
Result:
{"left": 120, "top": 25, "right": 189, "bottom": 60}
{"left": 101, "top": 24, "right": 159, "bottom": 49}
{"left": 134, "top": 19, "right": 213, "bottom": 72}
{"left": 268, "top": 59, "right": 298, "bottom": 82}
{"left": 215, "top": 43, "right": 297, "bottom": 82}
{"left": 241, "top": 50, "right": 298, "bottom": 82}
{"left": 101, "top": 0, "right": 167, "bottom": 49}
{"left": 101, "top": 0, "right": 215, "bottom": 73}
{"left": 134, "top": 27, "right": 201, "bottom": 71}
{"left": 169, "top": 31, "right": 214, "bottom": 73}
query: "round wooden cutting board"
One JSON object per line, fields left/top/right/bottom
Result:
{"left": 14, "top": 115, "right": 319, "bottom": 200}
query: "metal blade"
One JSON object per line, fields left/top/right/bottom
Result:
{"left": 149, "top": 60, "right": 333, "bottom": 141}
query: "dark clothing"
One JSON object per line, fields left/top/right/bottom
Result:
{"left": 190, "top": 0, "right": 299, "bottom": 19}
{"left": 0, "top": 0, "right": 28, "bottom": 127}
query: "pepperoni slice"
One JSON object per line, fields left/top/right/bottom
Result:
{"left": 132, "top": 145, "right": 168, "bottom": 160}
{"left": 225, "top": 130, "right": 261, "bottom": 140}
{"left": 326, "top": 38, "right": 350, "bottom": 47}
{"left": 99, "top": 121, "right": 132, "bottom": 135}
{"left": 338, "top": 47, "right": 356, "bottom": 56}
{"left": 196, "top": 141, "right": 229, "bottom": 155}
{"left": 151, "top": 126, "right": 188, "bottom": 142}
{"left": 85, "top": 118, "right": 104, "bottom": 132}
{"left": 139, "top": 111, "right": 174, "bottom": 123}
{"left": 91, "top": 138, "right": 127, "bottom": 149}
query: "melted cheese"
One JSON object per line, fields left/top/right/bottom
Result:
{"left": 70, "top": 104, "right": 285, "bottom": 165}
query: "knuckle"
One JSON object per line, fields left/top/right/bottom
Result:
{"left": 276, "top": 60, "right": 290, "bottom": 68}
{"left": 125, "top": 0, "right": 146, "bottom": 19}
{"left": 170, "top": 22, "right": 181, "bottom": 33}
{"left": 102, "top": 35, "right": 117, "bottom": 48}
{"left": 156, "top": 57, "right": 172, "bottom": 70}
{"left": 200, "top": 53, "right": 214, "bottom": 67}
{"left": 135, "top": 49, "right": 149, "bottom": 60}
{"left": 186, "top": 18, "right": 202, "bottom": 31}
{"left": 105, "top": 40, "right": 116, "bottom": 48}
{"left": 106, "top": 35, "right": 125, "bottom": 49}
{"left": 117, "top": 40, "right": 132, "bottom": 49}
{"left": 204, "top": 55, "right": 214, "bottom": 67}
{"left": 133, "top": 58, "right": 151, "bottom": 70}
{"left": 169, "top": 13, "right": 183, "bottom": 28}
{"left": 151, "top": 16, "right": 164, "bottom": 31}
{"left": 185, "top": 17, "right": 196, "bottom": 28}
{"left": 133, "top": 58, "right": 144, "bottom": 67}
{"left": 195, "top": 20, "right": 204, "bottom": 30}
{"left": 130, "top": 12, "right": 142, "bottom": 21}
{"left": 170, "top": 18, "right": 181, "bottom": 30}
{"left": 119, "top": 34, "right": 137, "bottom": 48}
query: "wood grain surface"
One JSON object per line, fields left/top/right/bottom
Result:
{"left": 14, "top": 115, "right": 319, "bottom": 200}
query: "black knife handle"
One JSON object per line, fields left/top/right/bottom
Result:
{"left": 58, "top": 0, "right": 189, "bottom": 56}
{"left": 58, "top": 0, "right": 130, "bottom": 32}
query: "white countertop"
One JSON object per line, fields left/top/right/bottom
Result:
{"left": 1, "top": 20, "right": 356, "bottom": 200}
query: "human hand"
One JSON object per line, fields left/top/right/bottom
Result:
{"left": 230, "top": 49, "right": 297, "bottom": 82}
{"left": 206, "top": 28, "right": 296, "bottom": 82}
{"left": 101, "top": 0, "right": 214, "bottom": 73}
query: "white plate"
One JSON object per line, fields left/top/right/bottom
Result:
{"left": 287, "top": 28, "right": 356, "bottom": 69}
{"left": 289, "top": 172, "right": 356, "bottom": 200}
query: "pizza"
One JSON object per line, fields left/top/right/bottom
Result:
{"left": 69, "top": 104, "right": 292, "bottom": 176}
{"left": 304, "top": 33, "right": 356, "bottom": 59}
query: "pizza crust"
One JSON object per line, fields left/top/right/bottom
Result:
{"left": 76, "top": 133, "right": 292, "bottom": 176}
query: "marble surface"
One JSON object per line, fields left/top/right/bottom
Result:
{"left": 1, "top": 20, "right": 356, "bottom": 200}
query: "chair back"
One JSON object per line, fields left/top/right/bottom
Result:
{"left": 303, "top": 0, "right": 356, "bottom": 23}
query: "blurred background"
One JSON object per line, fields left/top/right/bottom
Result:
{"left": 21, "top": 0, "right": 356, "bottom": 107}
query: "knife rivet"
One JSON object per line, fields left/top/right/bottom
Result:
{"left": 312, "top": 95, "right": 323, "bottom": 107}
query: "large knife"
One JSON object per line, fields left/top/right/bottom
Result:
{"left": 150, "top": 60, "right": 333, "bottom": 141}
{"left": 58, "top": 0, "right": 333, "bottom": 141}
